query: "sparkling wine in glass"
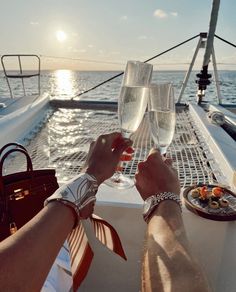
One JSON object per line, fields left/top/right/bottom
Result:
{"left": 105, "top": 61, "right": 153, "bottom": 189}
{"left": 119, "top": 85, "right": 149, "bottom": 138}
{"left": 148, "top": 83, "right": 176, "bottom": 155}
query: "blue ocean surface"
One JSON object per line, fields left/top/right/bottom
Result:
{"left": 0, "top": 70, "right": 236, "bottom": 104}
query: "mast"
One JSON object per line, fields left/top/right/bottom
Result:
{"left": 196, "top": 0, "right": 221, "bottom": 104}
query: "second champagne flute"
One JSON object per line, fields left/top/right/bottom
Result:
{"left": 148, "top": 83, "right": 176, "bottom": 155}
{"left": 105, "top": 60, "right": 153, "bottom": 189}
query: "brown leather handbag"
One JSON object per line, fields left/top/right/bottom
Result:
{"left": 0, "top": 144, "right": 59, "bottom": 241}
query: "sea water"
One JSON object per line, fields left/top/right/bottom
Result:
{"left": 0, "top": 70, "right": 236, "bottom": 104}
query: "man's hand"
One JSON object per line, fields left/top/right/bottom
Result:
{"left": 83, "top": 132, "right": 132, "bottom": 185}
{"left": 135, "top": 148, "right": 180, "bottom": 201}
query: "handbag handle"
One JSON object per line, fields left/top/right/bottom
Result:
{"left": 0, "top": 149, "right": 33, "bottom": 177}
{"left": 0, "top": 149, "right": 33, "bottom": 200}
{"left": 0, "top": 143, "right": 28, "bottom": 158}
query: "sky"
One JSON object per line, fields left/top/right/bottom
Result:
{"left": 0, "top": 0, "right": 235, "bottom": 71}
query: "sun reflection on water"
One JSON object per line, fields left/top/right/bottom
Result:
{"left": 54, "top": 69, "right": 75, "bottom": 98}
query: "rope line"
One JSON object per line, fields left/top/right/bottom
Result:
{"left": 143, "top": 34, "right": 200, "bottom": 63}
{"left": 73, "top": 34, "right": 200, "bottom": 99}
{"left": 73, "top": 72, "right": 124, "bottom": 99}
{"left": 215, "top": 34, "right": 236, "bottom": 48}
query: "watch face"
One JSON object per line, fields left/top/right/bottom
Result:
{"left": 143, "top": 197, "right": 153, "bottom": 215}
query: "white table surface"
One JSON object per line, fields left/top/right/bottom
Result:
{"left": 43, "top": 184, "right": 236, "bottom": 292}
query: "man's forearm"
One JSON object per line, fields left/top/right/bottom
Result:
{"left": 142, "top": 201, "right": 210, "bottom": 292}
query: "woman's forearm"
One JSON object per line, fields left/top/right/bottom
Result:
{"left": 0, "top": 133, "right": 131, "bottom": 291}
{"left": 142, "top": 201, "right": 210, "bottom": 292}
{"left": 0, "top": 202, "right": 75, "bottom": 292}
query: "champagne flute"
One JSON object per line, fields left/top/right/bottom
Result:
{"left": 148, "top": 83, "right": 176, "bottom": 155}
{"left": 105, "top": 60, "right": 153, "bottom": 189}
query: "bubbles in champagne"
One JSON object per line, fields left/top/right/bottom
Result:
{"left": 149, "top": 110, "right": 175, "bottom": 152}
{"left": 119, "top": 86, "right": 148, "bottom": 137}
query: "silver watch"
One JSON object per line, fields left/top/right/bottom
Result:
{"left": 44, "top": 173, "right": 98, "bottom": 223}
{"left": 143, "top": 192, "right": 182, "bottom": 222}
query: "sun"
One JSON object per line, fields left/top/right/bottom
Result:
{"left": 56, "top": 30, "right": 67, "bottom": 42}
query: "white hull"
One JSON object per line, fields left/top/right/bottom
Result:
{"left": 0, "top": 94, "right": 49, "bottom": 149}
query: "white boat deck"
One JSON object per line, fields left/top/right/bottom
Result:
{"left": 0, "top": 95, "right": 40, "bottom": 116}
{"left": 2, "top": 102, "right": 236, "bottom": 292}
{"left": 80, "top": 189, "right": 236, "bottom": 292}
{"left": 0, "top": 94, "right": 49, "bottom": 149}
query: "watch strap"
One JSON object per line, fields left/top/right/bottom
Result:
{"left": 143, "top": 192, "right": 182, "bottom": 223}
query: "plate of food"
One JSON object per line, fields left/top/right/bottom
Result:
{"left": 183, "top": 184, "right": 236, "bottom": 221}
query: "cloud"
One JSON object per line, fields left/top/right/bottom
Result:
{"left": 153, "top": 9, "right": 168, "bottom": 19}
{"left": 120, "top": 15, "right": 128, "bottom": 21}
{"left": 170, "top": 12, "right": 178, "bottom": 17}
{"left": 30, "top": 21, "right": 39, "bottom": 25}
{"left": 153, "top": 9, "right": 178, "bottom": 19}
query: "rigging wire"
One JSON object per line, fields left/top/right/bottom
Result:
{"left": 214, "top": 35, "right": 236, "bottom": 48}
{"left": 40, "top": 55, "right": 125, "bottom": 66}
{"left": 72, "top": 34, "right": 200, "bottom": 99}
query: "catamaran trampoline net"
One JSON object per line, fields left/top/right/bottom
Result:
{"left": 2, "top": 106, "right": 223, "bottom": 188}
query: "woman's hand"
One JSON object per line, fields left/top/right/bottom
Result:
{"left": 83, "top": 132, "right": 132, "bottom": 185}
